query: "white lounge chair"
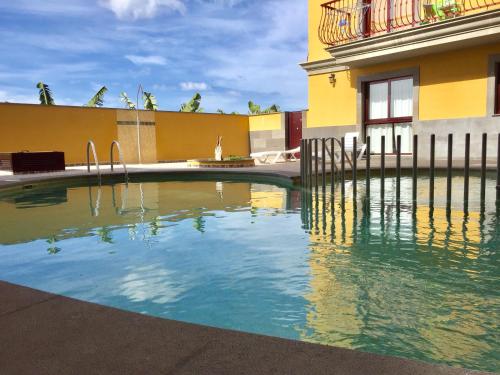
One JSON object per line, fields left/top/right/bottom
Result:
{"left": 333, "top": 132, "right": 367, "bottom": 162}
{"left": 251, "top": 146, "right": 301, "bottom": 164}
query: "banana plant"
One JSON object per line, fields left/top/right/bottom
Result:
{"left": 248, "top": 101, "right": 261, "bottom": 114}
{"left": 120, "top": 92, "right": 136, "bottom": 109}
{"left": 143, "top": 92, "right": 158, "bottom": 111}
{"left": 86, "top": 86, "right": 108, "bottom": 107}
{"left": 248, "top": 100, "right": 280, "bottom": 114}
{"left": 180, "top": 93, "right": 204, "bottom": 113}
{"left": 264, "top": 104, "right": 280, "bottom": 113}
{"left": 36, "top": 82, "right": 55, "bottom": 105}
{"left": 217, "top": 109, "right": 239, "bottom": 115}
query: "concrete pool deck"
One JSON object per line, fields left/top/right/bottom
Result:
{"left": 0, "top": 155, "right": 497, "bottom": 190}
{"left": 0, "top": 162, "right": 302, "bottom": 189}
{"left": 0, "top": 281, "right": 493, "bottom": 375}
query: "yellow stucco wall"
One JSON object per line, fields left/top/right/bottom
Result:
{"left": 0, "top": 105, "right": 251, "bottom": 164}
{"left": 418, "top": 46, "right": 490, "bottom": 120}
{"left": 155, "top": 112, "right": 249, "bottom": 161}
{"left": 308, "top": 0, "right": 333, "bottom": 63}
{"left": 308, "top": 69, "right": 357, "bottom": 127}
{"left": 248, "top": 113, "right": 284, "bottom": 132}
{"left": 0, "top": 103, "right": 117, "bottom": 164}
{"left": 307, "top": 43, "right": 500, "bottom": 127}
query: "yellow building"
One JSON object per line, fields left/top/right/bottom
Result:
{"left": 301, "top": 0, "right": 500, "bottom": 158}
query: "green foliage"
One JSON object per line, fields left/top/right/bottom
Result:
{"left": 225, "top": 155, "right": 246, "bottom": 161}
{"left": 248, "top": 100, "right": 280, "bottom": 115}
{"left": 143, "top": 92, "right": 158, "bottom": 111}
{"left": 36, "top": 82, "right": 55, "bottom": 105}
{"left": 264, "top": 104, "right": 280, "bottom": 113}
{"left": 180, "top": 93, "right": 204, "bottom": 113}
{"left": 96, "top": 226, "right": 113, "bottom": 243}
{"left": 217, "top": 109, "right": 239, "bottom": 115}
{"left": 248, "top": 100, "right": 261, "bottom": 114}
{"left": 193, "top": 216, "right": 206, "bottom": 233}
{"left": 120, "top": 92, "right": 136, "bottom": 109}
{"left": 149, "top": 217, "right": 162, "bottom": 236}
{"left": 46, "top": 236, "right": 61, "bottom": 255}
{"left": 86, "top": 86, "right": 108, "bottom": 107}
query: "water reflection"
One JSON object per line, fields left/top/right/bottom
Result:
{"left": 300, "top": 176, "right": 499, "bottom": 371}
{"left": 0, "top": 177, "right": 498, "bottom": 372}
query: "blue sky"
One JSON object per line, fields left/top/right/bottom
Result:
{"left": 0, "top": 0, "right": 308, "bottom": 113}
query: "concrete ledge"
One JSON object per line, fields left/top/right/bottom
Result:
{"left": 0, "top": 281, "right": 492, "bottom": 375}
{"left": 0, "top": 163, "right": 302, "bottom": 192}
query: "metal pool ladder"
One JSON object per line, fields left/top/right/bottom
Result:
{"left": 110, "top": 140, "right": 128, "bottom": 184}
{"left": 86, "top": 140, "right": 101, "bottom": 185}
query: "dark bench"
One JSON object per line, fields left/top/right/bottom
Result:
{"left": 0, "top": 152, "right": 65, "bottom": 174}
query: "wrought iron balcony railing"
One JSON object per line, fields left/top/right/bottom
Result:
{"left": 319, "top": 0, "right": 500, "bottom": 46}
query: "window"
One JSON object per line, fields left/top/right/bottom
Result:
{"left": 364, "top": 76, "right": 414, "bottom": 153}
{"left": 495, "top": 63, "right": 500, "bottom": 115}
{"left": 366, "top": 77, "right": 413, "bottom": 123}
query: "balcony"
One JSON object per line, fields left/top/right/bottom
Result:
{"left": 317, "top": 0, "right": 500, "bottom": 67}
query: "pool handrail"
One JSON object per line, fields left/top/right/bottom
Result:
{"left": 86, "top": 140, "right": 101, "bottom": 185}
{"left": 110, "top": 140, "right": 128, "bottom": 184}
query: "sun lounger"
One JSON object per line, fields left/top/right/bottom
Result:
{"left": 251, "top": 146, "right": 301, "bottom": 164}
{"left": 333, "top": 132, "right": 367, "bottom": 162}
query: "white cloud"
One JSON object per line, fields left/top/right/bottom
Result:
{"left": 152, "top": 83, "right": 170, "bottom": 91}
{"left": 180, "top": 81, "right": 209, "bottom": 91}
{"left": 0, "top": 0, "right": 93, "bottom": 16}
{"left": 125, "top": 54, "right": 167, "bottom": 66}
{"left": 205, "top": 0, "right": 244, "bottom": 6}
{"left": 119, "top": 264, "right": 188, "bottom": 304}
{"left": 0, "top": 90, "right": 36, "bottom": 104}
{"left": 201, "top": 0, "right": 308, "bottom": 111}
{"left": 100, "top": 0, "right": 186, "bottom": 20}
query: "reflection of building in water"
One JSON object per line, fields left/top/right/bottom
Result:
{"left": 251, "top": 184, "right": 287, "bottom": 210}
{"left": 300, "top": 189, "right": 498, "bottom": 367}
{"left": 250, "top": 183, "right": 302, "bottom": 212}
{"left": 0, "top": 181, "right": 254, "bottom": 244}
{"left": 0, "top": 181, "right": 302, "bottom": 245}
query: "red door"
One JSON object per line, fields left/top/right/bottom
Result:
{"left": 287, "top": 112, "right": 302, "bottom": 155}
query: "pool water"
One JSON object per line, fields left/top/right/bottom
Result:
{"left": 0, "top": 176, "right": 498, "bottom": 372}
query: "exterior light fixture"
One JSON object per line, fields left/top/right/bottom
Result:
{"left": 329, "top": 73, "right": 336, "bottom": 86}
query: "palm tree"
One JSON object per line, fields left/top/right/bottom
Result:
{"left": 86, "top": 86, "right": 108, "bottom": 107}
{"left": 120, "top": 92, "right": 136, "bottom": 109}
{"left": 180, "top": 93, "right": 204, "bottom": 113}
{"left": 248, "top": 100, "right": 280, "bottom": 114}
{"left": 36, "top": 82, "right": 55, "bottom": 105}
{"left": 143, "top": 92, "right": 158, "bottom": 111}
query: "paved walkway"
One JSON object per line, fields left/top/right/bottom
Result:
{"left": 0, "top": 281, "right": 492, "bottom": 375}
{"left": 1, "top": 155, "right": 497, "bottom": 190}
{"left": 0, "top": 161, "right": 302, "bottom": 189}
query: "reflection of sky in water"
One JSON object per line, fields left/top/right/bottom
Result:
{"left": 0, "top": 178, "right": 498, "bottom": 372}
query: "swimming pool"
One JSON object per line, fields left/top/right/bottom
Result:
{"left": 0, "top": 175, "right": 498, "bottom": 372}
